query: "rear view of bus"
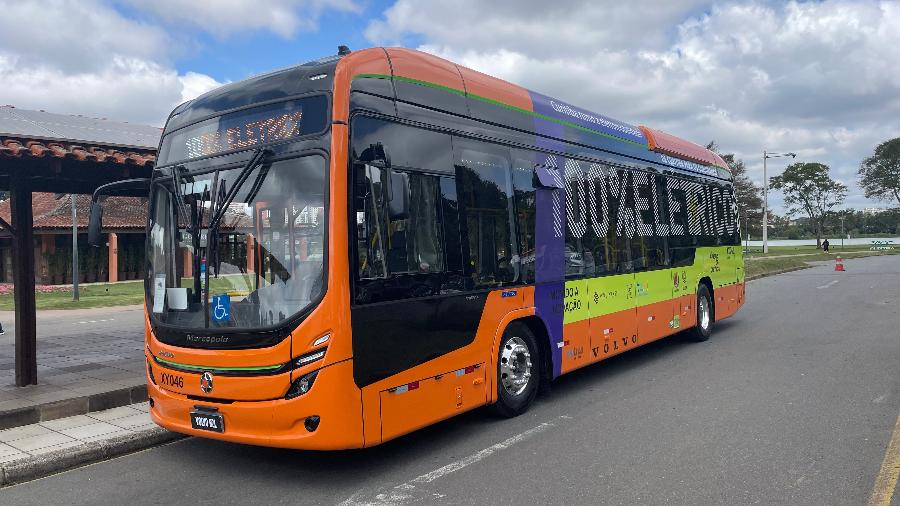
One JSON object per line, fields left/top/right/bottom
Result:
{"left": 109, "top": 47, "right": 745, "bottom": 450}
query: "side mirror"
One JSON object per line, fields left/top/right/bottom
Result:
{"left": 87, "top": 178, "right": 152, "bottom": 247}
{"left": 88, "top": 200, "right": 104, "bottom": 247}
{"left": 534, "top": 164, "right": 564, "bottom": 190}
{"left": 387, "top": 170, "right": 409, "bottom": 220}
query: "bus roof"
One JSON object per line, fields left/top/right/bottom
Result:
{"left": 168, "top": 47, "right": 729, "bottom": 177}
{"left": 337, "top": 48, "right": 729, "bottom": 175}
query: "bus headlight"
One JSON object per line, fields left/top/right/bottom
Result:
{"left": 295, "top": 347, "right": 327, "bottom": 368}
{"left": 286, "top": 370, "right": 319, "bottom": 399}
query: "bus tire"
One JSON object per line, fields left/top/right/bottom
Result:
{"left": 688, "top": 283, "right": 713, "bottom": 342}
{"left": 490, "top": 322, "right": 540, "bottom": 418}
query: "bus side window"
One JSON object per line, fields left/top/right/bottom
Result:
{"left": 511, "top": 152, "right": 536, "bottom": 284}
{"left": 662, "top": 174, "right": 697, "bottom": 268}
{"left": 454, "top": 139, "right": 516, "bottom": 288}
{"left": 630, "top": 171, "right": 669, "bottom": 271}
{"left": 563, "top": 158, "right": 590, "bottom": 279}
{"left": 355, "top": 164, "right": 387, "bottom": 281}
{"left": 439, "top": 176, "right": 466, "bottom": 293}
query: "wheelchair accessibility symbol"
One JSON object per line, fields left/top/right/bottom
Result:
{"left": 211, "top": 294, "right": 231, "bottom": 322}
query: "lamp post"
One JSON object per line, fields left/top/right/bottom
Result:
{"left": 762, "top": 150, "right": 797, "bottom": 254}
{"left": 840, "top": 215, "right": 845, "bottom": 250}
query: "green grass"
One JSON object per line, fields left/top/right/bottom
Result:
{"left": 0, "top": 273, "right": 260, "bottom": 311}
{"left": 744, "top": 244, "right": 896, "bottom": 257}
{"left": 744, "top": 247, "right": 899, "bottom": 279}
{"left": 0, "top": 281, "right": 146, "bottom": 311}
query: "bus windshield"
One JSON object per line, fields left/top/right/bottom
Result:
{"left": 147, "top": 154, "right": 327, "bottom": 330}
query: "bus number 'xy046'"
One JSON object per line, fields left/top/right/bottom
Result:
{"left": 161, "top": 372, "right": 184, "bottom": 389}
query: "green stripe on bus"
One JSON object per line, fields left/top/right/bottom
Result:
{"left": 155, "top": 358, "right": 283, "bottom": 373}
{"left": 352, "top": 73, "right": 647, "bottom": 148}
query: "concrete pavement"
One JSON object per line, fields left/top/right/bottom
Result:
{"left": 0, "top": 305, "right": 145, "bottom": 428}
{"left": 0, "top": 254, "right": 898, "bottom": 504}
{"left": 0, "top": 401, "right": 181, "bottom": 486}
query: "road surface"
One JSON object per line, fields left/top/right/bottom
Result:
{"left": 2, "top": 256, "right": 898, "bottom": 505}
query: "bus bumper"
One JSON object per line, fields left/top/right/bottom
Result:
{"left": 147, "top": 358, "right": 365, "bottom": 450}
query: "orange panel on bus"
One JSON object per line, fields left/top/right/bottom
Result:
{"left": 380, "top": 364, "right": 486, "bottom": 442}
{"left": 589, "top": 307, "right": 638, "bottom": 361}
{"left": 636, "top": 299, "right": 678, "bottom": 344}
{"left": 333, "top": 48, "right": 392, "bottom": 121}
{"left": 561, "top": 319, "right": 590, "bottom": 374}
{"left": 456, "top": 66, "right": 533, "bottom": 111}
{"left": 385, "top": 47, "right": 465, "bottom": 92}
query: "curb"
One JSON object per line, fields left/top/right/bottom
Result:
{"left": 746, "top": 264, "right": 813, "bottom": 281}
{"left": 0, "top": 427, "right": 185, "bottom": 487}
{"left": 0, "top": 385, "right": 148, "bottom": 431}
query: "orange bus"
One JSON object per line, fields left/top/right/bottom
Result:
{"left": 90, "top": 47, "right": 745, "bottom": 449}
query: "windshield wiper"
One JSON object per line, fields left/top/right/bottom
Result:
{"left": 207, "top": 147, "right": 272, "bottom": 277}
{"left": 208, "top": 147, "right": 271, "bottom": 233}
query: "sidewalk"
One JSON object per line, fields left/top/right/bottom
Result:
{"left": 0, "top": 305, "right": 146, "bottom": 429}
{"left": 0, "top": 402, "right": 182, "bottom": 486}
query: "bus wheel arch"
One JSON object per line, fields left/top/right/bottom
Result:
{"left": 516, "top": 316, "right": 552, "bottom": 395}
{"left": 688, "top": 278, "right": 714, "bottom": 342}
{"left": 489, "top": 319, "right": 541, "bottom": 418}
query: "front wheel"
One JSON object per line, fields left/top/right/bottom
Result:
{"left": 490, "top": 322, "right": 540, "bottom": 418}
{"left": 687, "top": 284, "right": 713, "bottom": 342}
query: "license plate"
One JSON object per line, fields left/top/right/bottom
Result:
{"left": 190, "top": 411, "right": 224, "bottom": 433}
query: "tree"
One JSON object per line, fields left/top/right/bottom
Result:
{"left": 770, "top": 162, "right": 847, "bottom": 249}
{"left": 706, "top": 142, "right": 763, "bottom": 238}
{"left": 859, "top": 137, "right": 900, "bottom": 207}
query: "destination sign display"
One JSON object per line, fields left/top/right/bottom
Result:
{"left": 158, "top": 95, "right": 328, "bottom": 164}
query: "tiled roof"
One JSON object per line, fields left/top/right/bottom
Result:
{"left": 0, "top": 193, "right": 146, "bottom": 231}
{"left": 0, "top": 138, "right": 155, "bottom": 166}
{"left": 0, "top": 105, "right": 160, "bottom": 149}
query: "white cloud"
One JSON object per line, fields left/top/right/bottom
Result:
{"left": 0, "top": 0, "right": 223, "bottom": 126}
{"left": 179, "top": 72, "right": 226, "bottom": 104}
{"left": 125, "top": 0, "right": 361, "bottom": 38}
{"left": 366, "top": 0, "right": 900, "bottom": 211}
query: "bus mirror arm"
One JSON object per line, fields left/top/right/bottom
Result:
{"left": 88, "top": 178, "right": 151, "bottom": 247}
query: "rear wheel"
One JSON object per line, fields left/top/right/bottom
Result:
{"left": 688, "top": 284, "right": 713, "bottom": 342}
{"left": 491, "top": 322, "right": 540, "bottom": 418}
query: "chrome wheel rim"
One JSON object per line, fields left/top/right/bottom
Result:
{"left": 499, "top": 336, "right": 532, "bottom": 396}
{"left": 699, "top": 295, "right": 711, "bottom": 330}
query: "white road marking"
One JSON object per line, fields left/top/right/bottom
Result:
{"left": 74, "top": 318, "right": 115, "bottom": 325}
{"left": 816, "top": 280, "right": 839, "bottom": 290}
{"left": 339, "top": 419, "right": 560, "bottom": 506}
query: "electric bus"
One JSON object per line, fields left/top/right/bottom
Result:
{"left": 89, "top": 47, "right": 745, "bottom": 449}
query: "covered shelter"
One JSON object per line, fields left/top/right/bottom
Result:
{"left": 0, "top": 105, "right": 159, "bottom": 386}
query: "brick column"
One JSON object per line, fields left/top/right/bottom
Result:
{"left": 182, "top": 247, "right": 193, "bottom": 278}
{"left": 246, "top": 233, "right": 255, "bottom": 273}
{"left": 40, "top": 234, "right": 54, "bottom": 283}
{"left": 107, "top": 232, "right": 118, "bottom": 282}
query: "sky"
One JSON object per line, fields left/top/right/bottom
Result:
{"left": 1, "top": 0, "right": 899, "bottom": 214}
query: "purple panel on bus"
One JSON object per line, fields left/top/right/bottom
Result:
{"left": 530, "top": 102, "right": 566, "bottom": 378}
{"left": 529, "top": 91, "right": 646, "bottom": 145}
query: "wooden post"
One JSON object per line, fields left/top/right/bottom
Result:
{"left": 11, "top": 178, "right": 37, "bottom": 386}
{"left": 246, "top": 233, "right": 255, "bottom": 273}
{"left": 108, "top": 232, "right": 118, "bottom": 283}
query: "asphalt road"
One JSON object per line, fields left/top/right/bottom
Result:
{"left": 0, "top": 304, "right": 144, "bottom": 340}
{"left": 2, "top": 256, "right": 898, "bottom": 505}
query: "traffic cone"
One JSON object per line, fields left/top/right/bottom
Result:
{"left": 834, "top": 256, "right": 844, "bottom": 272}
